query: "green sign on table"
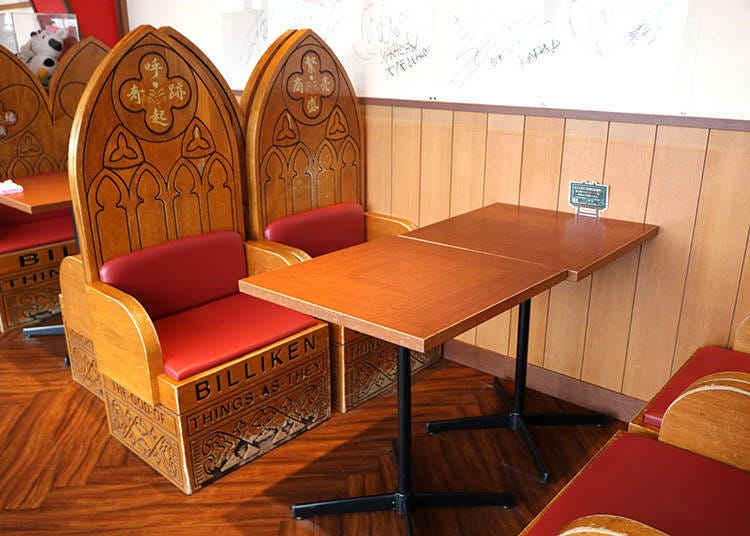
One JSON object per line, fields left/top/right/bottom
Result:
{"left": 569, "top": 180, "right": 609, "bottom": 217}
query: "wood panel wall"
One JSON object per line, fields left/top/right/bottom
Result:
{"left": 363, "top": 104, "right": 750, "bottom": 402}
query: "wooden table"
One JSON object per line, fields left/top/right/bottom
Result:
{"left": 0, "top": 171, "right": 73, "bottom": 337}
{"left": 405, "top": 202, "right": 659, "bottom": 281}
{"left": 0, "top": 171, "right": 71, "bottom": 214}
{"left": 403, "top": 202, "right": 659, "bottom": 482}
{"left": 240, "top": 235, "right": 567, "bottom": 532}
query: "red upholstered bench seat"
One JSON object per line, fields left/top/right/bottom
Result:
{"left": 642, "top": 346, "right": 749, "bottom": 428}
{"left": 0, "top": 212, "right": 75, "bottom": 255}
{"left": 99, "top": 230, "right": 318, "bottom": 381}
{"left": 524, "top": 432, "right": 749, "bottom": 536}
{"left": 156, "top": 293, "right": 317, "bottom": 380}
{"left": 264, "top": 202, "right": 365, "bottom": 257}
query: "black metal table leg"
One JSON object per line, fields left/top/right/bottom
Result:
{"left": 425, "top": 299, "right": 607, "bottom": 484}
{"left": 23, "top": 324, "right": 65, "bottom": 338}
{"left": 292, "top": 345, "right": 515, "bottom": 528}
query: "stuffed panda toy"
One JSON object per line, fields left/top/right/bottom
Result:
{"left": 17, "top": 27, "right": 68, "bottom": 87}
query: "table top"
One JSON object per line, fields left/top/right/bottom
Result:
{"left": 240, "top": 235, "right": 566, "bottom": 352}
{"left": 404, "top": 203, "right": 659, "bottom": 281}
{"left": 0, "top": 171, "right": 71, "bottom": 214}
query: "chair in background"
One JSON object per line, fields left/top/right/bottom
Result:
{"left": 0, "top": 37, "right": 107, "bottom": 333}
{"left": 521, "top": 370, "right": 750, "bottom": 535}
{"left": 628, "top": 315, "right": 750, "bottom": 438}
{"left": 64, "top": 25, "right": 331, "bottom": 494}
{"left": 241, "top": 29, "right": 441, "bottom": 412}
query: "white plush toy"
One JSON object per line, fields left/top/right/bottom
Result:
{"left": 18, "top": 26, "right": 68, "bottom": 87}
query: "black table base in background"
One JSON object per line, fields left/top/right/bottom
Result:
{"left": 425, "top": 299, "right": 607, "bottom": 484}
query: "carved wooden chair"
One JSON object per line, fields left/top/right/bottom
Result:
{"left": 628, "top": 315, "right": 750, "bottom": 438}
{"left": 64, "top": 25, "right": 331, "bottom": 494}
{"left": 522, "top": 370, "right": 750, "bottom": 535}
{"left": 0, "top": 37, "right": 107, "bottom": 332}
{"left": 241, "top": 29, "right": 441, "bottom": 412}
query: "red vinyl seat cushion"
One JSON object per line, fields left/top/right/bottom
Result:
{"left": 99, "top": 230, "right": 319, "bottom": 380}
{"left": 524, "top": 432, "right": 749, "bottom": 536}
{"left": 0, "top": 214, "right": 75, "bottom": 255}
{"left": 642, "top": 346, "right": 749, "bottom": 428}
{"left": 156, "top": 293, "right": 318, "bottom": 380}
{"left": 99, "top": 230, "right": 247, "bottom": 320}
{"left": 263, "top": 202, "right": 365, "bottom": 257}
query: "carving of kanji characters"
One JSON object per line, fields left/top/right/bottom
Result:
{"left": 306, "top": 96, "right": 320, "bottom": 115}
{"left": 119, "top": 53, "right": 192, "bottom": 134}
{"left": 143, "top": 56, "right": 164, "bottom": 79}
{"left": 127, "top": 83, "right": 145, "bottom": 105}
{"left": 169, "top": 81, "right": 186, "bottom": 101}
{"left": 286, "top": 50, "right": 335, "bottom": 119}
{"left": 150, "top": 107, "right": 169, "bottom": 127}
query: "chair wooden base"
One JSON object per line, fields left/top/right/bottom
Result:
{"left": 102, "top": 325, "right": 332, "bottom": 495}
{"left": 0, "top": 239, "right": 76, "bottom": 332}
{"left": 330, "top": 327, "right": 441, "bottom": 412}
{"left": 59, "top": 255, "right": 103, "bottom": 398}
{"left": 63, "top": 320, "right": 103, "bottom": 399}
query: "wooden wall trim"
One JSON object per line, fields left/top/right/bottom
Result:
{"left": 443, "top": 340, "right": 645, "bottom": 423}
{"left": 360, "top": 97, "right": 750, "bottom": 133}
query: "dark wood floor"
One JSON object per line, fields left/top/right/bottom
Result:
{"left": 0, "top": 318, "right": 623, "bottom": 535}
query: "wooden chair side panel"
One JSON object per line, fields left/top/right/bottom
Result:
{"left": 69, "top": 26, "right": 245, "bottom": 282}
{"left": 559, "top": 514, "right": 669, "bottom": 536}
{"left": 659, "top": 371, "right": 750, "bottom": 470}
{"left": 245, "top": 29, "right": 365, "bottom": 239}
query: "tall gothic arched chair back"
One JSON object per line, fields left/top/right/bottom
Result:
{"left": 241, "top": 29, "right": 439, "bottom": 412}
{"left": 66, "top": 25, "right": 330, "bottom": 494}
{"left": 0, "top": 37, "right": 107, "bottom": 332}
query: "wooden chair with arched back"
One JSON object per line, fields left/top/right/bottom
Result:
{"left": 65, "top": 25, "right": 331, "bottom": 494}
{"left": 241, "top": 29, "right": 441, "bottom": 412}
{"left": 0, "top": 36, "right": 107, "bottom": 333}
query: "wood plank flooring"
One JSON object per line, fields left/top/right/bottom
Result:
{"left": 0, "top": 317, "right": 623, "bottom": 535}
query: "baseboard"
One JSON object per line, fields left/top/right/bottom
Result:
{"left": 444, "top": 340, "right": 645, "bottom": 423}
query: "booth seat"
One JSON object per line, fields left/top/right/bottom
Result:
{"left": 0, "top": 203, "right": 76, "bottom": 331}
{"left": 241, "top": 29, "right": 441, "bottom": 413}
{"left": 522, "top": 370, "right": 750, "bottom": 536}
{"left": 0, "top": 38, "right": 107, "bottom": 332}
{"left": 523, "top": 432, "right": 748, "bottom": 536}
{"left": 0, "top": 207, "right": 74, "bottom": 255}
{"left": 629, "top": 316, "right": 750, "bottom": 438}
{"left": 99, "top": 231, "right": 319, "bottom": 381}
{"left": 63, "top": 25, "right": 332, "bottom": 494}
{"left": 264, "top": 201, "right": 365, "bottom": 258}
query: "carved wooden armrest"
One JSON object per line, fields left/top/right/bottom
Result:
{"left": 85, "top": 281, "right": 163, "bottom": 405}
{"left": 559, "top": 515, "right": 669, "bottom": 536}
{"left": 364, "top": 211, "right": 417, "bottom": 240}
{"left": 244, "top": 239, "right": 311, "bottom": 276}
{"left": 660, "top": 371, "right": 750, "bottom": 470}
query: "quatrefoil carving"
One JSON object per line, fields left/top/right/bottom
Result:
{"left": 119, "top": 53, "right": 192, "bottom": 134}
{"left": 286, "top": 51, "right": 335, "bottom": 119}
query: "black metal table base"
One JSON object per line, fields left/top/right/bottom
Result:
{"left": 292, "top": 346, "right": 514, "bottom": 533}
{"left": 23, "top": 324, "right": 65, "bottom": 338}
{"left": 425, "top": 299, "right": 607, "bottom": 484}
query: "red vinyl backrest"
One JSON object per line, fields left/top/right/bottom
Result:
{"left": 263, "top": 202, "right": 365, "bottom": 257}
{"left": 99, "top": 231, "right": 247, "bottom": 320}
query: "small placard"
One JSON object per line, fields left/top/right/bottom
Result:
{"left": 569, "top": 180, "right": 609, "bottom": 217}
